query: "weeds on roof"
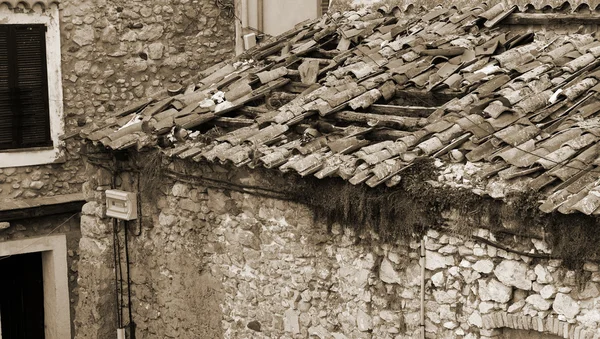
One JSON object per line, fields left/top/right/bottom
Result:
{"left": 120, "top": 148, "right": 600, "bottom": 268}
{"left": 292, "top": 157, "right": 600, "bottom": 269}
{"left": 137, "top": 151, "right": 166, "bottom": 201}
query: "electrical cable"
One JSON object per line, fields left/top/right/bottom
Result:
{"left": 124, "top": 220, "right": 135, "bottom": 339}
{"left": 0, "top": 212, "right": 79, "bottom": 262}
{"left": 116, "top": 219, "right": 124, "bottom": 329}
{"left": 112, "top": 218, "right": 122, "bottom": 328}
{"left": 134, "top": 172, "right": 143, "bottom": 237}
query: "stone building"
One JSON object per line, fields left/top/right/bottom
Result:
{"left": 0, "top": 0, "right": 234, "bottom": 337}
{"left": 74, "top": 1, "right": 600, "bottom": 339}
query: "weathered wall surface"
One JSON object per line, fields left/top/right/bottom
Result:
{"left": 1, "top": 3, "right": 234, "bottom": 335}
{"left": 1, "top": 0, "right": 235, "bottom": 198}
{"left": 59, "top": 0, "right": 235, "bottom": 125}
{"left": 77, "top": 160, "right": 600, "bottom": 339}
{"left": 192, "top": 186, "right": 600, "bottom": 339}
{"left": 0, "top": 164, "right": 83, "bottom": 198}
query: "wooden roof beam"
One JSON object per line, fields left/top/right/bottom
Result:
{"left": 367, "top": 104, "right": 437, "bottom": 118}
{"left": 504, "top": 13, "right": 600, "bottom": 25}
{"left": 329, "top": 111, "right": 428, "bottom": 130}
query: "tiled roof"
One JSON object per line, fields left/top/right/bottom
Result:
{"left": 383, "top": 0, "right": 600, "bottom": 11}
{"left": 78, "top": 3, "right": 600, "bottom": 215}
{"left": 0, "top": 0, "right": 59, "bottom": 9}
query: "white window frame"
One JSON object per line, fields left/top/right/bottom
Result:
{"left": 0, "top": 5, "right": 65, "bottom": 168}
{"left": 0, "top": 234, "right": 71, "bottom": 339}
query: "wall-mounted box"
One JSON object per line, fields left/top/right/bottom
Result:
{"left": 105, "top": 190, "right": 137, "bottom": 220}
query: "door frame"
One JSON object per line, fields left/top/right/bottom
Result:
{"left": 0, "top": 235, "right": 71, "bottom": 339}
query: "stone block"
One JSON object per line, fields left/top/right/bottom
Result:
{"left": 479, "top": 279, "right": 512, "bottom": 303}
{"left": 552, "top": 318, "right": 560, "bottom": 335}
{"left": 425, "top": 250, "right": 455, "bottom": 270}
{"left": 472, "top": 312, "right": 485, "bottom": 328}
{"left": 540, "top": 285, "right": 557, "bottom": 299}
{"left": 431, "top": 272, "right": 444, "bottom": 287}
{"left": 148, "top": 42, "right": 165, "bottom": 60}
{"left": 179, "top": 199, "right": 200, "bottom": 213}
{"left": 73, "top": 25, "right": 95, "bottom": 46}
{"left": 534, "top": 264, "right": 553, "bottom": 284}
{"left": 507, "top": 300, "right": 525, "bottom": 313}
{"left": 523, "top": 316, "right": 531, "bottom": 330}
{"left": 526, "top": 294, "right": 551, "bottom": 311}
{"left": 536, "top": 317, "right": 544, "bottom": 332}
{"left": 494, "top": 259, "right": 532, "bottom": 290}
{"left": 575, "top": 282, "right": 600, "bottom": 300}
{"left": 480, "top": 329, "right": 501, "bottom": 336}
{"left": 356, "top": 309, "right": 372, "bottom": 332}
{"left": 171, "top": 182, "right": 190, "bottom": 197}
{"left": 583, "top": 262, "right": 599, "bottom": 272}
{"left": 493, "top": 312, "right": 504, "bottom": 328}
{"left": 80, "top": 214, "right": 109, "bottom": 238}
{"left": 379, "top": 257, "right": 402, "bottom": 284}
{"left": 553, "top": 293, "right": 580, "bottom": 319}
{"left": 473, "top": 259, "right": 494, "bottom": 274}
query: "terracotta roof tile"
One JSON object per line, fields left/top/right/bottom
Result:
{"left": 78, "top": 3, "right": 600, "bottom": 215}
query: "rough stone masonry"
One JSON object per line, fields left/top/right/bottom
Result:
{"left": 1, "top": 0, "right": 234, "bottom": 200}
{"left": 78, "top": 159, "right": 600, "bottom": 339}
{"left": 0, "top": 1, "right": 234, "bottom": 338}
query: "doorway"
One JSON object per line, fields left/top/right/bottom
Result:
{"left": 0, "top": 252, "right": 45, "bottom": 339}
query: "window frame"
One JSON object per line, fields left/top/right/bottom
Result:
{"left": 0, "top": 6, "right": 65, "bottom": 168}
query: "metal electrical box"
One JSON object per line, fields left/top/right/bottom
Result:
{"left": 106, "top": 189, "right": 138, "bottom": 220}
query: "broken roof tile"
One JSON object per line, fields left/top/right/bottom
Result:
{"left": 78, "top": 3, "right": 600, "bottom": 216}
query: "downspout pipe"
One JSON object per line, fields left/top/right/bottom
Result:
{"left": 420, "top": 235, "right": 427, "bottom": 339}
{"left": 234, "top": 0, "right": 246, "bottom": 55}
{"left": 257, "top": 0, "right": 264, "bottom": 34}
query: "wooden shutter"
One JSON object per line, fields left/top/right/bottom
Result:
{"left": 0, "top": 24, "right": 51, "bottom": 151}
{"left": 14, "top": 25, "right": 51, "bottom": 148}
{"left": 0, "top": 26, "right": 12, "bottom": 149}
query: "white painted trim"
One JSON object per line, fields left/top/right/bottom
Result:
{"left": 0, "top": 234, "right": 71, "bottom": 339}
{"left": 0, "top": 5, "right": 65, "bottom": 168}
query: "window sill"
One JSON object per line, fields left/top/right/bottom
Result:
{"left": 0, "top": 146, "right": 65, "bottom": 168}
{"left": 0, "top": 146, "right": 54, "bottom": 153}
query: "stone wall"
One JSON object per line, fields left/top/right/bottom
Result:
{"left": 1, "top": 0, "right": 235, "bottom": 198}
{"left": 77, "top": 160, "right": 600, "bottom": 339}
{"left": 59, "top": 0, "right": 235, "bottom": 127}
{"left": 192, "top": 187, "right": 600, "bottom": 339}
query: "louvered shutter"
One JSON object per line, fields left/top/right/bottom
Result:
{"left": 0, "top": 26, "right": 13, "bottom": 149}
{"left": 13, "top": 25, "right": 51, "bottom": 148}
{"left": 0, "top": 24, "right": 50, "bottom": 151}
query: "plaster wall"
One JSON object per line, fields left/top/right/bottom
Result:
{"left": 77, "top": 162, "right": 600, "bottom": 339}
{"left": 262, "top": 0, "right": 319, "bottom": 36}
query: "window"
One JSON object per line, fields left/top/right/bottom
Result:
{"left": 0, "top": 24, "right": 51, "bottom": 151}
{"left": 0, "top": 6, "right": 64, "bottom": 168}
